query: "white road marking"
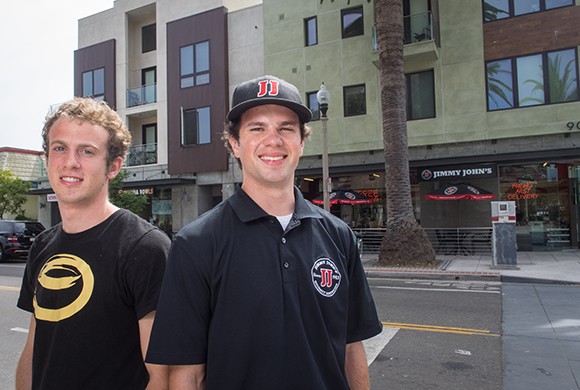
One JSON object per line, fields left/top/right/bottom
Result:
{"left": 363, "top": 326, "right": 398, "bottom": 366}
{"left": 11, "top": 327, "right": 29, "bottom": 334}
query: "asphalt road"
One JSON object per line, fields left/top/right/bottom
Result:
{"left": 367, "top": 277, "right": 503, "bottom": 390}
{"left": 0, "top": 261, "right": 29, "bottom": 390}
{"left": 1, "top": 263, "right": 504, "bottom": 389}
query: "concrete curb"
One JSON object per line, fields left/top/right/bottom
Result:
{"left": 364, "top": 267, "right": 501, "bottom": 281}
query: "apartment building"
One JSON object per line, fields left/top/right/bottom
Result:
{"left": 34, "top": 0, "right": 263, "bottom": 234}
{"left": 35, "top": 0, "right": 580, "bottom": 251}
{"left": 263, "top": 0, "right": 580, "bottom": 251}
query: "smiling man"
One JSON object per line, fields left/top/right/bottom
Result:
{"left": 16, "top": 98, "right": 170, "bottom": 390}
{"left": 146, "top": 76, "right": 382, "bottom": 390}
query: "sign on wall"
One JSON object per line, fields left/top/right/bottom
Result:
{"left": 419, "top": 164, "right": 497, "bottom": 182}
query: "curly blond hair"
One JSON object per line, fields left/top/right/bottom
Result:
{"left": 42, "top": 97, "right": 131, "bottom": 167}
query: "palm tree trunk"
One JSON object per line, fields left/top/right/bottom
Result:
{"left": 375, "top": 0, "right": 436, "bottom": 265}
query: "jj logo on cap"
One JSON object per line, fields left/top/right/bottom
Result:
{"left": 257, "top": 80, "right": 279, "bottom": 97}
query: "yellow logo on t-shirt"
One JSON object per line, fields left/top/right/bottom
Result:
{"left": 33, "top": 254, "right": 94, "bottom": 322}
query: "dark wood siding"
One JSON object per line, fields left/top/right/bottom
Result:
{"left": 484, "top": 6, "right": 580, "bottom": 61}
{"left": 73, "top": 40, "right": 116, "bottom": 108}
{"left": 166, "top": 7, "right": 229, "bottom": 175}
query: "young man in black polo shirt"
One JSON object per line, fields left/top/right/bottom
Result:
{"left": 146, "top": 75, "right": 382, "bottom": 389}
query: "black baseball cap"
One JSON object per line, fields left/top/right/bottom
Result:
{"left": 227, "top": 75, "right": 312, "bottom": 123}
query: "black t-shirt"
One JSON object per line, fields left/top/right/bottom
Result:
{"left": 147, "top": 188, "right": 382, "bottom": 389}
{"left": 18, "top": 209, "right": 170, "bottom": 390}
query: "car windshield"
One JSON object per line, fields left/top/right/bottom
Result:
{"left": 15, "top": 222, "right": 45, "bottom": 236}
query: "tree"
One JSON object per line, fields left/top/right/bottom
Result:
{"left": 109, "top": 170, "right": 148, "bottom": 216}
{"left": 0, "top": 170, "right": 31, "bottom": 219}
{"left": 375, "top": 0, "right": 436, "bottom": 265}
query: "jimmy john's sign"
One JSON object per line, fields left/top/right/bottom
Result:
{"left": 419, "top": 164, "right": 496, "bottom": 182}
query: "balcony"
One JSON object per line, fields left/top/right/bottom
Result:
{"left": 127, "top": 84, "right": 156, "bottom": 108}
{"left": 126, "top": 143, "right": 157, "bottom": 166}
{"left": 372, "top": 10, "right": 438, "bottom": 63}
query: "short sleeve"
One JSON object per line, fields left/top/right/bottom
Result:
{"left": 146, "top": 233, "right": 213, "bottom": 365}
{"left": 123, "top": 228, "right": 171, "bottom": 319}
{"left": 345, "top": 230, "right": 382, "bottom": 343}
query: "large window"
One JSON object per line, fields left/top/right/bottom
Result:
{"left": 486, "top": 48, "right": 579, "bottom": 111}
{"left": 304, "top": 16, "right": 317, "bottom": 46}
{"left": 142, "top": 24, "right": 156, "bottom": 53}
{"left": 343, "top": 84, "right": 366, "bottom": 117}
{"left": 182, "top": 107, "right": 211, "bottom": 146}
{"left": 341, "top": 6, "right": 364, "bottom": 38}
{"left": 406, "top": 70, "right": 435, "bottom": 120}
{"left": 82, "top": 68, "right": 105, "bottom": 100}
{"left": 483, "top": 0, "right": 573, "bottom": 22}
{"left": 180, "top": 41, "right": 210, "bottom": 88}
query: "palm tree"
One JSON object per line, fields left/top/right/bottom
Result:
{"left": 375, "top": 0, "right": 435, "bottom": 265}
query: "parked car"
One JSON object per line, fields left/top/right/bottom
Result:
{"left": 0, "top": 220, "right": 45, "bottom": 262}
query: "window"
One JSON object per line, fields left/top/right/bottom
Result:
{"left": 343, "top": 85, "right": 366, "bottom": 117}
{"left": 406, "top": 70, "right": 435, "bottom": 120}
{"left": 304, "top": 17, "right": 318, "bottom": 46}
{"left": 182, "top": 107, "right": 211, "bottom": 146}
{"left": 306, "top": 92, "right": 320, "bottom": 121}
{"left": 82, "top": 68, "right": 105, "bottom": 100}
{"left": 341, "top": 6, "right": 364, "bottom": 38}
{"left": 180, "top": 41, "right": 210, "bottom": 88}
{"left": 486, "top": 59, "right": 514, "bottom": 110}
{"left": 486, "top": 48, "right": 579, "bottom": 111}
{"left": 142, "top": 24, "right": 156, "bottom": 53}
{"left": 483, "top": 0, "right": 573, "bottom": 22}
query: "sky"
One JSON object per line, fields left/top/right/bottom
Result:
{"left": 0, "top": 1, "right": 114, "bottom": 151}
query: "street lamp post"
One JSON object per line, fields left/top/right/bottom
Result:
{"left": 317, "top": 83, "right": 330, "bottom": 212}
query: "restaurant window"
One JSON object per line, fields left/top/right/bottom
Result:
{"left": 306, "top": 91, "right": 320, "bottom": 121}
{"left": 142, "top": 24, "right": 156, "bottom": 53}
{"left": 181, "top": 106, "right": 211, "bottom": 146}
{"left": 304, "top": 16, "right": 318, "bottom": 46}
{"left": 82, "top": 68, "right": 105, "bottom": 101}
{"left": 483, "top": 0, "right": 573, "bottom": 22}
{"left": 406, "top": 70, "right": 435, "bottom": 120}
{"left": 180, "top": 41, "right": 210, "bottom": 88}
{"left": 343, "top": 84, "right": 366, "bottom": 117}
{"left": 341, "top": 6, "right": 364, "bottom": 39}
{"left": 499, "top": 163, "right": 572, "bottom": 250}
{"left": 486, "top": 48, "right": 579, "bottom": 111}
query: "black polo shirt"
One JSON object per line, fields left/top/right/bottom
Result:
{"left": 146, "top": 187, "right": 382, "bottom": 389}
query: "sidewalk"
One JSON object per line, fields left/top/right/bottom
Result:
{"left": 362, "top": 249, "right": 580, "bottom": 284}
{"left": 363, "top": 250, "right": 580, "bottom": 390}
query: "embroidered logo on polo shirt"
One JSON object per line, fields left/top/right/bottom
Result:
{"left": 311, "top": 258, "right": 341, "bottom": 297}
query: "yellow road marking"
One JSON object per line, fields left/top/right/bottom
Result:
{"left": 383, "top": 321, "right": 500, "bottom": 337}
{"left": 0, "top": 285, "right": 20, "bottom": 292}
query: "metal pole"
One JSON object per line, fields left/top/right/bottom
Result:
{"left": 321, "top": 114, "right": 330, "bottom": 212}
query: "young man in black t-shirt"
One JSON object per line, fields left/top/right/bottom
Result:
{"left": 16, "top": 98, "right": 170, "bottom": 389}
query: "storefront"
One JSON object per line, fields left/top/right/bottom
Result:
{"left": 498, "top": 162, "right": 578, "bottom": 251}
{"left": 300, "top": 159, "right": 580, "bottom": 252}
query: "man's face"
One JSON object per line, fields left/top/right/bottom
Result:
{"left": 229, "top": 104, "right": 304, "bottom": 191}
{"left": 46, "top": 117, "right": 121, "bottom": 209}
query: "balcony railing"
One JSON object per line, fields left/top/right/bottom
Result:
{"left": 373, "top": 11, "right": 433, "bottom": 50}
{"left": 404, "top": 11, "right": 433, "bottom": 44}
{"left": 126, "top": 143, "right": 158, "bottom": 166}
{"left": 127, "top": 84, "right": 157, "bottom": 108}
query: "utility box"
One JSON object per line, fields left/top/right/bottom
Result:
{"left": 491, "top": 201, "right": 518, "bottom": 268}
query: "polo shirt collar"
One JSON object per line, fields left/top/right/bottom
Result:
{"left": 229, "top": 184, "right": 323, "bottom": 223}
